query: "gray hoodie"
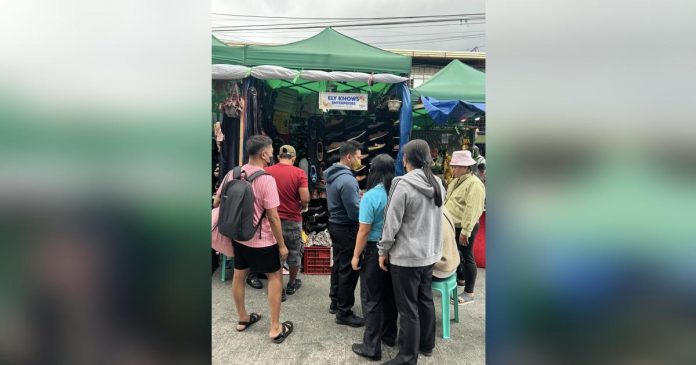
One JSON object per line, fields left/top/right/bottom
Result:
{"left": 378, "top": 169, "right": 445, "bottom": 267}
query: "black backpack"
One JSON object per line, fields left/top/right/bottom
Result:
{"left": 218, "top": 166, "right": 269, "bottom": 241}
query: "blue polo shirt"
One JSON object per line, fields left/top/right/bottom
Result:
{"left": 358, "top": 184, "right": 388, "bottom": 242}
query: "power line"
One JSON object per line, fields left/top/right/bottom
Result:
{"left": 372, "top": 34, "right": 485, "bottom": 46}
{"left": 212, "top": 18, "right": 485, "bottom": 31}
{"left": 214, "top": 30, "right": 485, "bottom": 39}
{"left": 211, "top": 13, "right": 485, "bottom": 20}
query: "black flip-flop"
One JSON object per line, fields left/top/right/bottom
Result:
{"left": 271, "top": 321, "right": 294, "bottom": 344}
{"left": 236, "top": 312, "right": 261, "bottom": 332}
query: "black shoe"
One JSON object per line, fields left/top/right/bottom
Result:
{"left": 325, "top": 129, "right": 343, "bottom": 141}
{"left": 382, "top": 339, "right": 396, "bottom": 347}
{"left": 352, "top": 343, "right": 381, "bottom": 361}
{"left": 246, "top": 275, "right": 263, "bottom": 289}
{"left": 329, "top": 302, "right": 338, "bottom": 314}
{"left": 307, "top": 223, "right": 327, "bottom": 233}
{"left": 345, "top": 118, "right": 365, "bottom": 131}
{"left": 335, "top": 313, "right": 365, "bottom": 328}
{"left": 420, "top": 349, "right": 433, "bottom": 357}
{"left": 286, "top": 279, "right": 302, "bottom": 295}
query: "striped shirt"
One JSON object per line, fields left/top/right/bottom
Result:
{"left": 444, "top": 173, "right": 486, "bottom": 236}
{"left": 216, "top": 164, "right": 280, "bottom": 248}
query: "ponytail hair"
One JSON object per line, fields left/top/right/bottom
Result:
{"left": 403, "top": 139, "right": 443, "bottom": 207}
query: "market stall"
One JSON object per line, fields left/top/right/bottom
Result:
{"left": 212, "top": 28, "right": 414, "bottom": 272}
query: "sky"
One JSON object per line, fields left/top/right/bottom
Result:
{"left": 211, "top": 0, "right": 485, "bottom": 52}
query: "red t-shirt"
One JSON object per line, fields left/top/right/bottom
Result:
{"left": 265, "top": 163, "right": 308, "bottom": 222}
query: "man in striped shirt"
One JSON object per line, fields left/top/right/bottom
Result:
{"left": 213, "top": 135, "right": 294, "bottom": 343}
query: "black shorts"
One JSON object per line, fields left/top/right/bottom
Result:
{"left": 232, "top": 241, "right": 281, "bottom": 274}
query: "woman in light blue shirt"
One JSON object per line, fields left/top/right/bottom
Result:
{"left": 350, "top": 154, "right": 397, "bottom": 361}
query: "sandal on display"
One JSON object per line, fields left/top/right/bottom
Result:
{"left": 368, "top": 143, "right": 386, "bottom": 152}
{"left": 236, "top": 312, "right": 261, "bottom": 332}
{"left": 316, "top": 142, "right": 324, "bottom": 162}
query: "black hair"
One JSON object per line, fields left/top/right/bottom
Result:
{"left": 339, "top": 140, "right": 362, "bottom": 159}
{"left": 403, "top": 139, "right": 443, "bottom": 207}
{"left": 478, "top": 163, "right": 486, "bottom": 172}
{"left": 366, "top": 154, "right": 395, "bottom": 193}
{"left": 246, "top": 135, "right": 273, "bottom": 157}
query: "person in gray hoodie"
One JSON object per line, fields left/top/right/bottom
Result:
{"left": 378, "top": 139, "right": 444, "bottom": 365}
{"left": 324, "top": 140, "right": 365, "bottom": 328}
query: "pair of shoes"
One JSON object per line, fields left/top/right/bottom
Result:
{"left": 329, "top": 302, "right": 338, "bottom": 314}
{"left": 286, "top": 279, "right": 302, "bottom": 295}
{"left": 335, "top": 313, "right": 365, "bottom": 328}
{"left": 246, "top": 275, "right": 263, "bottom": 289}
{"left": 352, "top": 343, "right": 381, "bottom": 361}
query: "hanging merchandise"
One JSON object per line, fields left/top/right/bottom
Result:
{"left": 273, "top": 110, "right": 291, "bottom": 135}
{"left": 218, "top": 81, "right": 242, "bottom": 118}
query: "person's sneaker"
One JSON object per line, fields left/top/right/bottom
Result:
{"left": 286, "top": 279, "right": 302, "bottom": 295}
{"left": 459, "top": 292, "right": 475, "bottom": 305}
{"left": 329, "top": 302, "right": 338, "bottom": 314}
{"left": 335, "top": 313, "right": 365, "bottom": 328}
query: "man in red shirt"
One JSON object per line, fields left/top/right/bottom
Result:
{"left": 266, "top": 145, "right": 310, "bottom": 296}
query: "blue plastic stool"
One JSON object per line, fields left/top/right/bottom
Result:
{"left": 220, "top": 255, "right": 234, "bottom": 282}
{"left": 431, "top": 274, "right": 459, "bottom": 339}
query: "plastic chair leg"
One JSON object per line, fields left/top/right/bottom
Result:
{"left": 440, "top": 288, "right": 451, "bottom": 339}
{"left": 221, "top": 255, "right": 227, "bottom": 282}
{"left": 453, "top": 286, "right": 459, "bottom": 322}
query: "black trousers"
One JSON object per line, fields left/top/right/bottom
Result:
{"left": 360, "top": 244, "right": 398, "bottom": 357}
{"left": 456, "top": 223, "right": 480, "bottom": 293}
{"left": 328, "top": 222, "right": 360, "bottom": 317}
{"left": 390, "top": 264, "right": 436, "bottom": 365}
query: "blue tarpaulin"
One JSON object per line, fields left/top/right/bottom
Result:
{"left": 395, "top": 82, "right": 412, "bottom": 176}
{"left": 421, "top": 96, "right": 485, "bottom": 126}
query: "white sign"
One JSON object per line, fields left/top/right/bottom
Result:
{"left": 319, "top": 92, "right": 368, "bottom": 111}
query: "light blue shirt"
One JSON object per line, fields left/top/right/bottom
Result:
{"left": 359, "top": 184, "right": 388, "bottom": 242}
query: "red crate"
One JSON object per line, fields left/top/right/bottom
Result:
{"left": 303, "top": 245, "right": 332, "bottom": 275}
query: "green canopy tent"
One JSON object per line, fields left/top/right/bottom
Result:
{"left": 412, "top": 59, "right": 485, "bottom": 102}
{"left": 212, "top": 28, "right": 411, "bottom": 95}
{"left": 244, "top": 28, "right": 411, "bottom": 75}
{"left": 212, "top": 35, "right": 245, "bottom": 65}
{"left": 410, "top": 59, "right": 486, "bottom": 128}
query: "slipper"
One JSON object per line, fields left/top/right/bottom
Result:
{"left": 236, "top": 312, "right": 261, "bottom": 332}
{"left": 450, "top": 297, "right": 466, "bottom": 305}
{"left": 271, "top": 321, "right": 294, "bottom": 344}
